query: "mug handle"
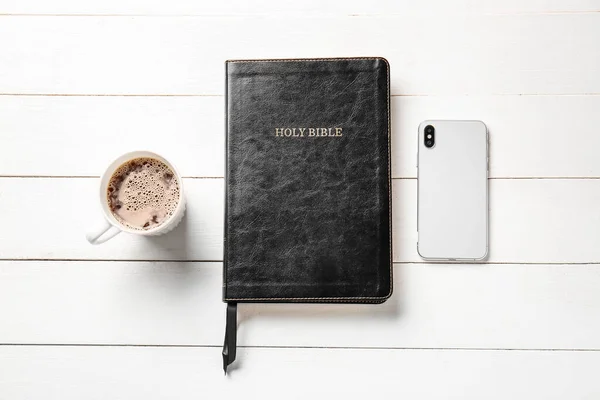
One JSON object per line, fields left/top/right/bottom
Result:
{"left": 86, "top": 219, "right": 121, "bottom": 245}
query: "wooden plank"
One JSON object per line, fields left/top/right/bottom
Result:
{"left": 1, "top": 346, "right": 599, "bottom": 400}
{"left": 0, "top": 178, "right": 224, "bottom": 261}
{"left": 394, "top": 179, "right": 600, "bottom": 263}
{"left": 394, "top": 94, "right": 600, "bottom": 179}
{"left": 1, "top": 178, "right": 599, "bottom": 263}
{"left": 1, "top": 0, "right": 597, "bottom": 16}
{"left": 2, "top": 95, "right": 600, "bottom": 178}
{"left": 0, "top": 95, "right": 225, "bottom": 178}
{"left": 0, "top": 15, "right": 598, "bottom": 95}
{"left": 2, "top": 261, "right": 600, "bottom": 349}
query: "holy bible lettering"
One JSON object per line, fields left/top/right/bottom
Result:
{"left": 275, "top": 127, "right": 343, "bottom": 137}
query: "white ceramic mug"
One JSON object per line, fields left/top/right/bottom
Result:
{"left": 86, "top": 151, "right": 186, "bottom": 244}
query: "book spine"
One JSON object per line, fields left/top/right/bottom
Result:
{"left": 222, "top": 61, "right": 230, "bottom": 302}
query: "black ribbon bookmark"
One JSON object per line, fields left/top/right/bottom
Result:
{"left": 222, "top": 302, "right": 237, "bottom": 374}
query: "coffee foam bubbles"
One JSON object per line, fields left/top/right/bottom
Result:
{"left": 107, "top": 157, "right": 180, "bottom": 230}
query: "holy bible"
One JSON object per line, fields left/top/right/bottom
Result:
{"left": 223, "top": 58, "right": 392, "bottom": 371}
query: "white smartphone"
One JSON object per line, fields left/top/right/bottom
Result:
{"left": 417, "top": 120, "right": 489, "bottom": 261}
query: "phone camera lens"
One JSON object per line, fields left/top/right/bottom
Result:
{"left": 424, "top": 125, "right": 435, "bottom": 148}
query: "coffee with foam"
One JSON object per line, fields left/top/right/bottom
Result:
{"left": 107, "top": 157, "right": 180, "bottom": 230}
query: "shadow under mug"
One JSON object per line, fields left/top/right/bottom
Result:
{"left": 86, "top": 151, "right": 186, "bottom": 245}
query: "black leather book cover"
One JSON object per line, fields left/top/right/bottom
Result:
{"left": 224, "top": 58, "right": 392, "bottom": 303}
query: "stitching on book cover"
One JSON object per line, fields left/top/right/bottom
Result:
{"left": 225, "top": 57, "right": 393, "bottom": 303}
{"left": 227, "top": 57, "right": 386, "bottom": 63}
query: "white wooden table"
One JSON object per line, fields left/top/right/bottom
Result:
{"left": 1, "top": 1, "right": 600, "bottom": 398}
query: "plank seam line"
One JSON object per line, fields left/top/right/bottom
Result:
{"left": 0, "top": 11, "right": 598, "bottom": 17}
{"left": 1, "top": 259, "right": 600, "bottom": 265}
{"left": 2, "top": 176, "right": 600, "bottom": 180}
{"left": 0, "top": 175, "right": 224, "bottom": 179}
{"left": 0, "top": 343, "right": 599, "bottom": 352}
{"left": 0, "top": 258, "right": 223, "bottom": 263}
{"left": 2, "top": 93, "right": 600, "bottom": 97}
{"left": 0, "top": 93, "right": 222, "bottom": 97}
